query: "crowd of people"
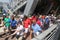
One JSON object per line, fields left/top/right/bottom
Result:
{"left": 2, "top": 14, "right": 56, "bottom": 40}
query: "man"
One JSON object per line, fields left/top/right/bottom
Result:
{"left": 44, "top": 16, "right": 50, "bottom": 30}
{"left": 23, "top": 15, "right": 31, "bottom": 39}
{"left": 36, "top": 15, "right": 43, "bottom": 27}
{"left": 30, "top": 20, "right": 42, "bottom": 37}
{"left": 9, "top": 15, "right": 17, "bottom": 29}
{"left": 4, "top": 15, "right": 10, "bottom": 35}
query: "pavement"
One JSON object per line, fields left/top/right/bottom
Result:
{"left": 0, "top": 27, "right": 4, "bottom": 33}
{"left": 0, "top": 27, "right": 16, "bottom": 40}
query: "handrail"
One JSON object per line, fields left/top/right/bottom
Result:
{"left": 12, "top": 1, "right": 27, "bottom": 13}
{"left": 32, "top": 24, "right": 57, "bottom": 40}
{"left": 6, "top": 0, "right": 27, "bottom": 16}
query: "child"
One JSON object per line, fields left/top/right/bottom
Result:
{"left": 11, "top": 21, "right": 24, "bottom": 40}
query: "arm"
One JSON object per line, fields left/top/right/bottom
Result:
{"left": 37, "top": 25, "right": 43, "bottom": 32}
{"left": 30, "top": 26, "right": 33, "bottom": 40}
{"left": 11, "top": 29, "right": 20, "bottom": 35}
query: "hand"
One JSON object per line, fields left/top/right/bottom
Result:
{"left": 6, "top": 35, "right": 11, "bottom": 38}
{"left": 11, "top": 34, "right": 13, "bottom": 36}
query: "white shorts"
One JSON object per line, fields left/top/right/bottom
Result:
{"left": 34, "top": 32, "right": 40, "bottom": 36}
{"left": 24, "top": 28, "right": 29, "bottom": 33}
{"left": 17, "top": 32, "right": 24, "bottom": 36}
{"left": 28, "top": 25, "right": 30, "bottom": 28}
{"left": 36, "top": 32, "right": 40, "bottom": 36}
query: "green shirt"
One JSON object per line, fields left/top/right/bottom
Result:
{"left": 4, "top": 18, "right": 10, "bottom": 27}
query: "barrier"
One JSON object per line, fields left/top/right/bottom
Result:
{"left": 32, "top": 24, "right": 58, "bottom": 40}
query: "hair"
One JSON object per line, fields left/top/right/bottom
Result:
{"left": 23, "top": 15, "right": 28, "bottom": 21}
{"left": 11, "top": 15, "right": 15, "bottom": 20}
{"left": 18, "top": 21, "right": 22, "bottom": 25}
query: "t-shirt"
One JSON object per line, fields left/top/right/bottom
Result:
{"left": 39, "top": 18, "right": 44, "bottom": 25}
{"left": 16, "top": 25, "right": 24, "bottom": 35}
{"left": 31, "top": 16, "right": 37, "bottom": 21}
{"left": 45, "top": 18, "right": 49, "bottom": 24}
{"left": 36, "top": 20, "right": 42, "bottom": 26}
{"left": 23, "top": 18, "right": 31, "bottom": 28}
{"left": 16, "top": 25, "right": 24, "bottom": 30}
{"left": 42, "top": 16, "right": 45, "bottom": 19}
{"left": 32, "top": 24, "right": 42, "bottom": 33}
{"left": 9, "top": 19, "right": 17, "bottom": 27}
{"left": 4, "top": 18, "right": 10, "bottom": 27}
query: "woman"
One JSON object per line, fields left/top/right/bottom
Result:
{"left": 9, "top": 15, "right": 17, "bottom": 29}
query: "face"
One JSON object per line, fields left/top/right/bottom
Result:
{"left": 32, "top": 20, "right": 36, "bottom": 25}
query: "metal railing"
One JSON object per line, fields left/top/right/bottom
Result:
{"left": 32, "top": 24, "right": 59, "bottom": 40}
{"left": 5, "top": 0, "right": 27, "bottom": 16}
{"left": 12, "top": 1, "right": 27, "bottom": 13}
{"left": 10, "top": 0, "right": 27, "bottom": 13}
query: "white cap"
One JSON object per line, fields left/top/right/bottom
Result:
{"left": 3, "top": 14, "right": 5, "bottom": 15}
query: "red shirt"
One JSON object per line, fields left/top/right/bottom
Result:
{"left": 31, "top": 16, "right": 37, "bottom": 21}
{"left": 42, "top": 16, "right": 45, "bottom": 19}
{"left": 23, "top": 18, "right": 31, "bottom": 28}
{"left": 36, "top": 20, "right": 42, "bottom": 26}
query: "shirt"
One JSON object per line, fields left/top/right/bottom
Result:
{"left": 42, "top": 16, "right": 45, "bottom": 19}
{"left": 36, "top": 20, "right": 42, "bottom": 26}
{"left": 16, "top": 25, "right": 24, "bottom": 31}
{"left": 4, "top": 18, "right": 10, "bottom": 27}
{"left": 23, "top": 18, "right": 31, "bottom": 28}
{"left": 31, "top": 16, "right": 37, "bottom": 21}
{"left": 9, "top": 19, "right": 17, "bottom": 27}
{"left": 45, "top": 18, "right": 49, "bottom": 24}
{"left": 16, "top": 25, "right": 24, "bottom": 35}
{"left": 32, "top": 24, "right": 42, "bottom": 33}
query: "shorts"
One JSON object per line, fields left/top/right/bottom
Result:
{"left": 4, "top": 26, "right": 10, "bottom": 31}
{"left": 16, "top": 35, "right": 20, "bottom": 39}
{"left": 28, "top": 25, "right": 30, "bottom": 28}
{"left": 33, "top": 32, "right": 40, "bottom": 37}
{"left": 16, "top": 35, "right": 23, "bottom": 40}
{"left": 11, "top": 26, "right": 16, "bottom": 29}
{"left": 24, "top": 28, "right": 29, "bottom": 33}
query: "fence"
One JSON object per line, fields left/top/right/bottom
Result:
{"left": 32, "top": 24, "right": 59, "bottom": 40}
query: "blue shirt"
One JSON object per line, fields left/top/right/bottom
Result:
{"left": 32, "top": 24, "right": 42, "bottom": 33}
{"left": 9, "top": 19, "right": 17, "bottom": 27}
{"left": 39, "top": 18, "right": 43, "bottom": 22}
{"left": 45, "top": 18, "right": 49, "bottom": 24}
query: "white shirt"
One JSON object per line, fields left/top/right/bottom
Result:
{"left": 16, "top": 25, "right": 24, "bottom": 35}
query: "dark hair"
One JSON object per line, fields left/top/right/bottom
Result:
{"left": 23, "top": 15, "right": 28, "bottom": 21}
{"left": 18, "top": 21, "right": 22, "bottom": 25}
{"left": 12, "top": 17, "right": 14, "bottom": 21}
{"left": 11, "top": 15, "right": 15, "bottom": 20}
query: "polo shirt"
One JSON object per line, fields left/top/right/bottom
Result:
{"left": 4, "top": 18, "right": 10, "bottom": 27}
